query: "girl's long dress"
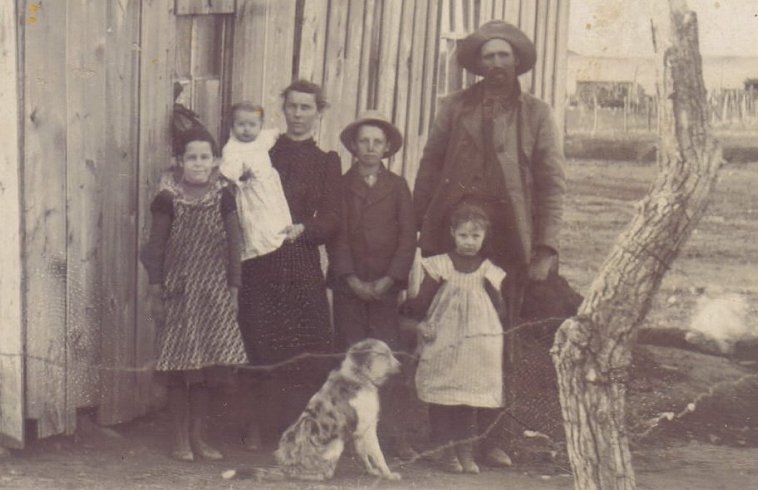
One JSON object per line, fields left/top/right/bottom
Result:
{"left": 237, "top": 135, "right": 341, "bottom": 365}
{"left": 415, "top": 254, "right": 506, "bottom": 408}
{"left": 156, "top": 182, "right": 248, "bottom": 371}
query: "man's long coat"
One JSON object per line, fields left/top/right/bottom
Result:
{"left": 413, "top": 81, "right": 566, "bottom": 269}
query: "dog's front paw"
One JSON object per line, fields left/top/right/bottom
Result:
{"left": 384, "top": 471, "right": 402, "bottom": 481}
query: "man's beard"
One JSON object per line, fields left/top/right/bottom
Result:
{"left": 483, "top": 65, "right": 516, "bottom": 94}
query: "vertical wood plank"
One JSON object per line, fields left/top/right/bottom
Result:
{"left": 98, "top": 0, "right": 142, "bottom": 423}
{"left": 402, "top": 0, "right": 429, "bottom": 183}
{"left": 260, "top": 0, "right": 297, "bottom": 131}
{"left": 23, "top": 0, "right": 69, "bottom": 440}
{"left": 319, "top": 0, "right": 349, "bottom": 156}
{"left": 232, "top": 0, "right": 268, "bottom": 109}
{"left": 98, "top": 0, "right": 170, "bottom": 425}
{"left": 492, "top": 0, "right": 504, "bottom": 20}
{"left": 391, "top": 0, "right": 415, "bottom": 175}
{"left": 176, "top": 0, "right": 236, "bottom": 15}
{"left": 452, "top": 0, "right": 464, "bottom": 34}
{"left": 356, "top": 0, "right": 376, "bottom": 113}
{"left": 65, "top": 0, "right": 106, "bottom": 425}
{"left": 193, "top": 79, "right": 223, "bottom": 140}
{"left": 175, "top": 17, "right": 193, "bottom": 81}
{"left": 324, "top": 0, "right": 367, "bottom": 170}
{"left": 541, "top": 0, "right": 558, "bottom": 105}
{"left": 136, "top": 0, "right": 174, "bottom": 419}
{"left": 503, "top": 0, "right": 519, "bottom": 25}
{"left": 532, "top": 0, "right": 547, "bottom": 98}
{"left": 420, "top": 0, "right": 441, "bottom": 137}
{"left": 0, "top": 0, "right": 24, "bottom": 449}
{"left": 518, "top": 0, "right": 536, "bottom": 92}
{"left": 297, "top": 0, "right": 328, "bottom": 83}
{"left": 439, "top": 0, "right": 450, "bottom": 35}
{"left": 552, "top": 0, "right": 570, "bottom": 139}
{"left": 375, "top": 0, "right": 402, "bottom": 119}
{"left": 479, "top": 0, "right": 494, "bottom": 23}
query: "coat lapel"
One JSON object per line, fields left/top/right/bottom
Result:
{"left": 347, "top": 166, "right": 369, "bottom": 200}
{"left": 459, "top": 83, "right": 485, "bottom": 151}
{"left": 346, "top": 165, "right": 394, "bottom": 205}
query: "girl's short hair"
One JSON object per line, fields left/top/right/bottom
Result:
{"left": 177, "top": 128, "right": 218, "bottom": 157}
{"left": 230, "top": 101, "right": 264, "bottom": 121}
{"left": 280, "top": 79, "right": 329, "bottom": 111}
{"left": 450, "top": 202, "right": 491, "bottom": 230}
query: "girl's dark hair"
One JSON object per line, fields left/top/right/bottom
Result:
{"left": 450, "top": 202, "right": 491, "bottom": 230}
{"left": 281, "top": 79, "right": 329, "bottom": 111}
{"left": 230, "top": 101, "right": 264, "bottom": 121}
{"left": 177, "top": 128, "right": 219, "bottom": 157}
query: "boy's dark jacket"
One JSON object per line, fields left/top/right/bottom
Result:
{"left": 327, "top": 164, "right": 416, "bottom": 290}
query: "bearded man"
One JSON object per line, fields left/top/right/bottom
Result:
{"left": 413, "top": 20, "right": 566, "bottom": 467}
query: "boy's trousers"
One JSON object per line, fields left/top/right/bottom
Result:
{"left": 332, "top": 287, "right": 415, "bottom": 444}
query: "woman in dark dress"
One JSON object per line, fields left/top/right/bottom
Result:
{"left": 237, "top": 80, "right": 341, "bottom": 445}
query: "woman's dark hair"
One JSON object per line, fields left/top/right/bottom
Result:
{"left": 449, "top": 202, "right": 491, "bottom": 231}
{"left": 230, "top": 101, "right": 264, "bottom": 121}
{"left": 177, "top": 127, "right": 219, "bottom": 157}
{"left": 280, "top": 79, "right": 329, "bottom": 111}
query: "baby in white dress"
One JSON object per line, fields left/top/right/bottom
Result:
{"left": 220, "top": 102, "right": 292, "bottom": 259}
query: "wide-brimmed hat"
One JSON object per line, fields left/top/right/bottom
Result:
{"left": 456, "top": 20, "right": 536, "bottom": 76}
{"left": 340, "top": 111, "right": 404, "bottom": 158}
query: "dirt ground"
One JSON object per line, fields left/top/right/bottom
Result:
{"left": 2, "top": 158, "right": 758, "bottom": 489}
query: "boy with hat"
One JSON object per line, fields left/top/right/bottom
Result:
{"left": 327, "top": 111, "right": 417, "bottom": 459}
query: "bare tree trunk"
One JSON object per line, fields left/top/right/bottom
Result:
{"left": 551, "top": 2, "right": 722, "bottom": 489}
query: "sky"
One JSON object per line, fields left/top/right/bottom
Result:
{"left": 568, "top": 0, "right": 758, "bottom": 57}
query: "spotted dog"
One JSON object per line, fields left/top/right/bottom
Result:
{"left": 274, "top": 338, "right": 402, "bottom": 481}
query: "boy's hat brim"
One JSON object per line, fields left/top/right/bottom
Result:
{"left": 340, "top": 111, "right": 404, "bottom": 158}
{"left": 456, "top": 20, "right": 536, "bottom": 76}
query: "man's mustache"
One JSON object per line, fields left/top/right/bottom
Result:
{"left": 483, "top": 66, "right": 516, "bottom": 89}
{"left": 484, "top": 66, "right": 514, "bottom": 79}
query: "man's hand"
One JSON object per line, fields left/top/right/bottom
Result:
{"left": 370, "top": 276, "right": 395, "bottom": 298}
{"left": 282, "top": 223, "right": 305, "bottom": 242}
{"left": 417, "top": 322, "right": 436, "bottom": 342}
{"left": 346, "top": 275, "right": 375, "bottom": 302}
{"left": 147, "top": 284, "right": 166, "bottom": 325}
{"left": 528, "top": 247, "right": 558, "bottom": 282}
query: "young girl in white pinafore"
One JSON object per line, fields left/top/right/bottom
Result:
{"left": 401, "top": 203, "right": 506, "bottom": 475}
{"left": 220, "top": 102, "right": 292, "bottom": 259}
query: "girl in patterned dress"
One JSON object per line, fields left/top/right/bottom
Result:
{"left": 400, "top": 203, "right": 506, "bottom": 474}
{"left": 141, "top": 128, "right": 248, "bottom": 462}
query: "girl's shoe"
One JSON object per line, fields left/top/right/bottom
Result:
{"left": 483, "top": 447, "right": 513, "bottom": 467}
{"left": 171, "top": 447, "right": 195, "bottom": 462}
{"left": 456, "top": 443, "right": 480, "bottom": 474}
{"left": 190, "top": 428, "right": 223, "bottom": 461}
{"left": 439, "top": 446, "right": 463, "bottom": 473}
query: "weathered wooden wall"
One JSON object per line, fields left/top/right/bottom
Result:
{"left": 0, "top": 0, "right": 24, "bottom": 449}
{"left": 289, "top": 0, "right": 445, "bottom": 182}
{"left": 18, "top": 0, "right": 173, "bottom": 439}
{"left": 4, "top": 0, "right": 569, "bottom": 446}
